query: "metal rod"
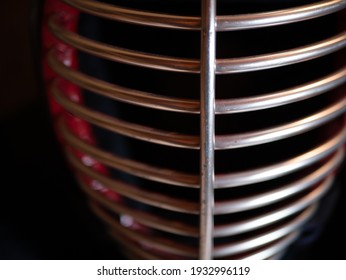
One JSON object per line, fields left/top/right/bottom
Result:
{"left": 199, "top": 0, "right": 216, "bottom": 260}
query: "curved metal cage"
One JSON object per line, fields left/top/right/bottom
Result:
{"left": 41, "top": 0, "right": 346, "bottom": 259}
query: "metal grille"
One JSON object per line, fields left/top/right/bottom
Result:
{"left": 42, "top": 0, "right": 346, "bottom": 259}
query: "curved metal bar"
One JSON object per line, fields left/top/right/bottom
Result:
{"left": 77, "top": 155, "right": 332, "bottom": 238}
{"left": 214, "top": 148, "right": 343, "bottom": 214}
{"left": 52, "top": 85, "right": 199, "bottom": 149}
{"left": 240, "top": 231, "right": 299, "bottom": 260}
{"left": 48, "top": 52, "right": 200, "bottom": 113}
{"left": 49, "top": 16, "right": 346, "bottom": 73}
{"left": 216, "top": 96, "right": 346, "bottom": 149}
{"left": 214, "top": 175, "right": 333, "bottom": 237}
{"left": 213, "top": 205, "right": 316, "bottom": 257}
{"left": 216, "top": 65, "right": 346, "bottom": 113}
{"left": 67, "top": 146, "right": 342, "bottom": 216}
{"left": 218, "top": 0, "right": 346, "bottom": 31}
{"left": 63, "top": 0, "right": 346, "bottom": 31}
{"left": 59, "top": 114, "right": 346, "bottom": 189}
{"left": 215, "top": 125, "right": 346, "bottom": 188}
{"left": 59, "top": 120, "right": 199, "bottom": 188}
{"left": 78, "top": 177, "right": 199, "bottom": 237}
{"left": 216, "top": 31, "right": 346, "bottom": 74}
{"left": 63, "top": 0, "right": 201, "bottom": 30}
{"left": 84, "top": 170, "right": 328, "bottom": 239}
{"left": 49, "top": 51, "right": 346, "bottom": 115}
{"left": 91, "top": 201, "right": 315, "bottom": 258}
{"left": 53, "top": 81, "right": 346, "bottom": 151}
{"left": 49, "top": 16, "right": 199, "bottom": 73}
{"left": 68, "top": 152, "right": 199, "bottom": 214}
{"left": 91, "top": 202, "right": 198, "bottom": 258}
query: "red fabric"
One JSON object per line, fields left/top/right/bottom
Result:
{"left": 41, "top": 0, "right": 121, "bottom": 203}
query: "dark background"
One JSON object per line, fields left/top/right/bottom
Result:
{"left": 0, "top": 0, "right": 346, "bottom": 260}
{"left": 0, "top": 0, "right": 125, "bottom": 259}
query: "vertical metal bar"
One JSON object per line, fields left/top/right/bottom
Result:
{"left": 199, "top": 0, "right": 216, "bottom": 260}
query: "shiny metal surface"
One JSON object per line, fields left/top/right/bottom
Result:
{"left": 45, "top": 0, "right": 346, "bottom": 259}
{"left": 64, "top": 0, "right": 346, "bottom": 31}
{"left": 52, "top": 81, "right": 346, "bottom": 151}
{"left": 214, "top": 149, "right": 344, "bottom": 214}
{"left": 199, "top": 0, "right": 216, "bottom": 260}
{"left": 90, "top": 201, "right": 315, "bottom": 259}
{"left": 49, "top": 17, "right": 346, "bottom": 73}
{"left": 65, "top": 125, "right": 335, "bottom": 238}
{"left": 48, "top": 53, "right": 346, "bottom": 114}
{"left": 65, "top": 141, "right": 343, "bottom": 215}
{"left": 59, "top": 118, "right": 346, "bottom": 189}
{"left": 215, "top": 126, "right": 346, "bottom": 188}
{"left": 217, "top": 32, "right": 346, "bottom": 74}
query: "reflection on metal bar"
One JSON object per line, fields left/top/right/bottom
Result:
{"left": 199, "top": 0, "right": 216, "bottom": 260}
{"left": 215, "top": 125, "right": 346, "bottom": 188}
{"left": 64, "top": 0, "right": 346, "bottom": 31}
{"left": 49, "top": 16, "right": 346, "bottom": 74}
{"left": 217, "top": 0, "right": 346, "bottom": 31}
{"left": 49, "top": 52, "right": 346, "bottom": 114}
{"left": 216, "top": 32, "right": 346, "bottom": 74}
{"left": 214, "top": 148, "right": 343, "bottom": 214}
{"left": 76, "top": 159, "right": 333, "bottom": 239}
{"left": 52, "top": 82, "right": 346, "bottom": 151}
{"left": 213, "top": 205, "right": 316, "bottom": 257}
{"left": 67, "top": 141, "right": 343, "bottom": 215}
{"left": 214, "top": 175, "right": 333, "bottom": 237}
{"left": 43, "top": 0, "right": 346, "bottom": 260}
{"left": 241, "top": 232, "right": 299, "bottom": 260}
{"left": 90, "top": 201, "right": 315, "bottom": 259}
{"left": 59, "top": 116, "right": 345, "bottom": 189}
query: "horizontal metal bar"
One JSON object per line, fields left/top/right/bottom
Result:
{"left": 76, "top": 155, "right": 333, "bottom": 238}
{"left": 78, "top": 177, "right": 200, "bottom": 237}
{"left": 91, "top": 202, "right": 198, "bottom": 258}
{"left": 92, "top": 201, "right": 314, "bottom": 258}
{"left": 59, "top": 112, "right": 345, "bottom": 189}
{"left": 49, "top": 16, "right": 199, "bottom": 73}
{"left": 52, "top": 80, "right": 346, "bottom": 151}
{"left": 49, "top": 52, "right": 346, "bottom": 114}
{"left": 216, "top": 31, "right": 346, "bottom": 74}
{"left": 52, "top": 84, "right": 199, "bottom": 149}
{"left": 214, "top": 148, "right": 343, "bottom": 214}
{"left": 68, "top": 152, "right": 199, "bottom": 214}
{"left": 49, "top": 16, "right": 346, "bottom": 73}
{"left": 59, "top": 119, "right": 199, "bottom": 188}
{"left": 216, "top": 65, "right": 346, "bottom": 113}
{"left": 214, "top": 175, "right": 333, "bottom": 237}
{"left": 215, "top": 124, "right": 346, "bottom": 188}
{"left": 67, "top": 144, "right": 342, "bottom": 215}
{"left": 63, "top": 0, "right": 201, "bottom": 30}
{"left": 213, "top": 205, "right": 316, "bottom": 257}
{"left": 216, "top": 95, "right": 346, "bottom": 149}
{"left": 218, "top": 0, "right": 346, "bottom": 31}
{"left": 241, "top": 231, "right": 299, "bottom": 260}
{"left": 48, "top": 52, "right": 200, "bottom": 113}
{"left": 63, "top": 0, "right": 346, "bottom": 31}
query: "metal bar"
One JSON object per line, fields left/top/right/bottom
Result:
{"left": 217, "top": 31, "right": 346, "bottom": 74}
{"left": 215, "top": 126, "right": 346, "bottom": 188}
{"left": 199, "top": 0, "right": 216, "bottom": 260}
{"left": 53, "top": 80, "right": 346, "bottom": 151}
{"left": 49, "top": 49, "right": 346, "bottom": 114}
{"left": 217, "top": 0, "right": 346, "bottom": 31}
{"left": 49, "top": 16, "right": 346, "bottom": 73}
{"left": 63, "top": 0, "right": 346, "bottom": 31}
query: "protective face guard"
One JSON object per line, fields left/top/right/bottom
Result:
{"left": 41, "top": 0, "right": 346, "bottom": 259}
